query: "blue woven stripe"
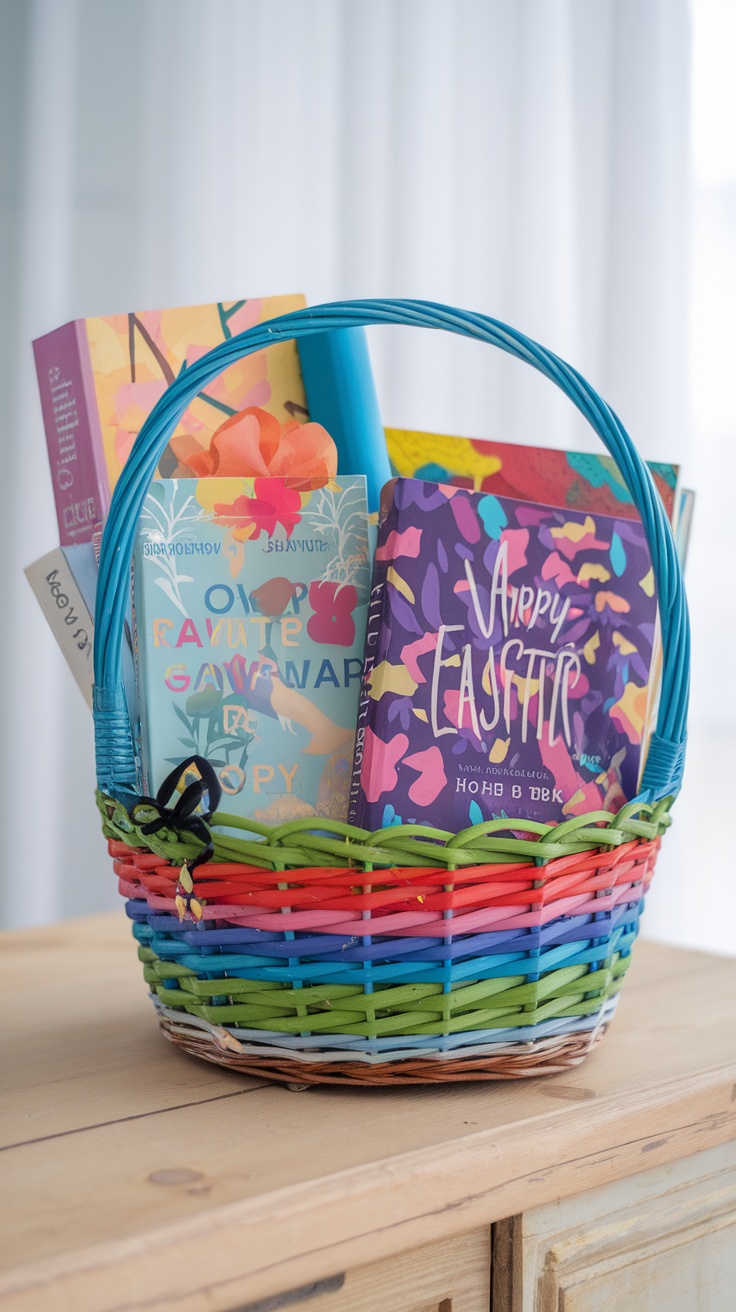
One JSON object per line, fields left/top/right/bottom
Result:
{"left": 145, "top": 930, "right": 637, "bottom": 988}
{"left": 133, "top": 901, "right": 641, "bottom": 988}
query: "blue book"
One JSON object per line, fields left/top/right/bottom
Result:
{"left": 132, "top": 475, "right": 370, "bottom": 824}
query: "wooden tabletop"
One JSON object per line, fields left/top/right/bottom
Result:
{"left": 2, "top": 913, "right": 735, "bottom": 1312}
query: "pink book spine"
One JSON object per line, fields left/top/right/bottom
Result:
{"left": 33, "top": 320, "right": 108, "bottom": 546}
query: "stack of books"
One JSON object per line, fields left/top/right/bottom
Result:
{"left": 345, "top": 428, "right": 692, "bottom": 830}
{"left": 27, "top": 303, "right": 692, "bottom": 831}
{"left": 27, "top": 294, "right": 377, "bottom": 825}
{"left": 26, "top": 294, "right": 313, "bottom": 708}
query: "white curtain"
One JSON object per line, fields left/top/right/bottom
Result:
{"left": 1, "top": 0, "right": 700, "bottom": 934}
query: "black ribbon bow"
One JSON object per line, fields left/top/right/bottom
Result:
{"left": 129, "top": 756, "right": 222, "bottom": 874}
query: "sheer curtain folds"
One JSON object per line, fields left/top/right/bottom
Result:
{"left": 0, "top": 0, "right": 690, "bottom": 929}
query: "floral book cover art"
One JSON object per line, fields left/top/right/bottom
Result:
{"left": 34, "top": 295, "right": 309, "bottom": 546}
{"left": 348, "top": 478, "right": 658, "bottom": 831}
{"left": 133, "top": 475, "right": 370, "bottom": 825}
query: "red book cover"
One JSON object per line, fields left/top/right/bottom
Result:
{"left": 386, "top": 429, "right": 679, "bottom": 525}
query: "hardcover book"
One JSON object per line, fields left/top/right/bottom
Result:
{"left": 349, "top": 478, "right": 659, "bottom": 831}
{"left": 34, "top": 295, "right": 310, "bottom": 546}
{"left": 385, "top": 428, "right": 680, "bottom": 528}
{"left": 133, "top": 474, "right": 371, "bottom": 824}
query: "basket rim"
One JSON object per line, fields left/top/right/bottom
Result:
{"left": 100, "top": 789, "right": 673, "bottom": 873}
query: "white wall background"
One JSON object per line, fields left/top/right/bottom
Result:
{"left": 0, "top": 0, "right": 732, "bottom": 952}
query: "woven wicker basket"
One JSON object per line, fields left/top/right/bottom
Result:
{"left": 94, "top": 300, "right": 689, "bottom": 1086}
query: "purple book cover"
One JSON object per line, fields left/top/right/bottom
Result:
{"left": 348, "top": 478, "right": 658, "bottom": 831}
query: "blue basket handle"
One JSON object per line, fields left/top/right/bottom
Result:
{"left": 93, "top": 299, "right": 689, "bottom": 805}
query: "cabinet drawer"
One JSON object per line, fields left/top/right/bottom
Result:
{"left": 235, "top": 1228, "right": 490, "bottom": 1312}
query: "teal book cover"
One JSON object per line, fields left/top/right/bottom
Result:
{"left": 132, "top": 474, "right": 370, "bottom": 823}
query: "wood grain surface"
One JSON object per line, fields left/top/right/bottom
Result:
{"left": 1, "top": 912, "right": 735, "bottom": 1312}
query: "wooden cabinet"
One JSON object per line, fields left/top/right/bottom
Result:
{"left": 493, "top": 1141, "right": 736, "bottom": 1312}
{"left": 2, "top": 916, "right": 736, "bottom": 1311}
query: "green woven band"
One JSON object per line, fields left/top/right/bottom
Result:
{"left": 140, "top": 944, "right": 631, "bottom": 1037}
{"left": 99, "top": 793, "right": 673, "bottom": 871}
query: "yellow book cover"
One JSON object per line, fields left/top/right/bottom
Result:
{"left": 87, "top": 295, "right": 308, "bottom": 488}
{"left": 34, "top": 295, "right": 309, "bottom": 544}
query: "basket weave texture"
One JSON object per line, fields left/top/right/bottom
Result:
{"left": 93, "top": 300, "right": 689, "bottom": 1085}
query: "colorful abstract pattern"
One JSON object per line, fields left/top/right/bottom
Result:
{"left": 350, "top": 478, "right": 658, "bottom": 831}
{"left": 386, "top": 428, "right": 679, "bottom": 525}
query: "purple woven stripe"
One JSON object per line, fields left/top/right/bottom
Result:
{"left": 126, "top": 904, "right": 283, "bottom": 942}
{"left": 127, "top": 896, "right": 642, "bottom": 963}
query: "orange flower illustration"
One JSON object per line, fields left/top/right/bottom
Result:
{"left": 181, "top": 406, "right": 337, "bottom": 482}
